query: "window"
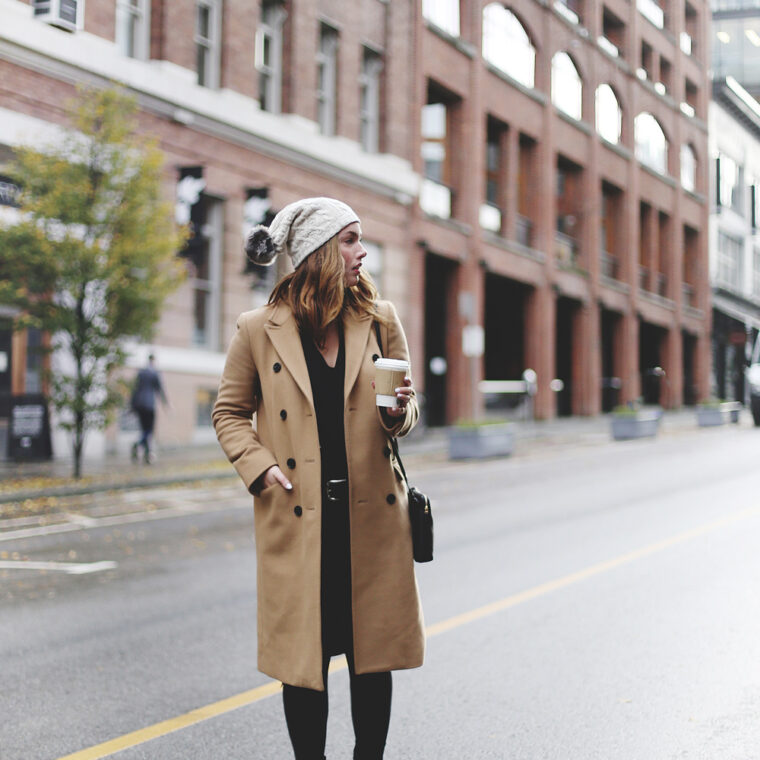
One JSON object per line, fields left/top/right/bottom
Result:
{"left": 485, "top": 122, "right": 501, "bottom": 206}
{"left": 635, "top": 113, "right": 668, "bottom": 174}
{"left": 359, "top": 48, "right": 383, "bottom": 152}
{"left": 551, "top": 52, "right": 583, "bottom": 121}
{"left": 420, "top": 85, "right": 457, "bottom": 219}
{"left": 658, "top": 56, "right": 672, "bottom": 95}
{"left": 256, "top": 1, "right": 286, "bottom": 113}
{"left": 421, "top": 102, "right": 448, "bottom": 184}
{"left": 422, "top": 0, "right": 460, "bottom": 37}
{"left": 25, "top": 328, "right": 43, "bottom": 394}
{"left": 362, "top": 240, "right": 383, "bottom": 289}
{"left": 637, "top": 0, "right": 664, "bottom": 29}
{"left": 640, "top": 40, "right": 653, "bottom": 80}
{"left": 600, "top": 182, "right": 622, "bottom": 278}
{"left": 189, "top": 197, "right": 223, "bottom": 349}
{"left": 754, "top": 247, "right": 760, "bottom": 296}
{"left": 717, "top": 153, "right": 743, "bottom": 213}
{"left": 116, "top": 0, "right": 149, "bottom": 59}
{"left": 482, "top": 4, "right": 535, "bottom": 89}
{"left": 680, "top": 144, "right": 697, "bottom": 192}
{"left": 717, "top": 230, "right": 743, "bottom": 290}
{"left": 196, "top": 388, "right": 218, "bottom": 428}
{"left": 196, "top": 0, "right": 221, "bottom": 88}
{"left": 317, "top": 24, "right": 338, "bottom": 136}
{"left": 601, "top": 7, "right": 625, "bottom": 57}
{"left": 713, "top": 17, "right": 760, "bottom": 90}
{"left": 595, "top": 84, "right": 622, "bottom": 144}
{"left": 481, "top": 118, "right": 504, "bottom": 232}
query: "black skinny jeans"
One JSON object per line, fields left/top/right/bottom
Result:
{"left": 282, "top": 648, "right": 392, "bottom": 760}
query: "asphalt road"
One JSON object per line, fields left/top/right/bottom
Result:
{"left": 2, "top": 424, "right": 760, "bottom": 760}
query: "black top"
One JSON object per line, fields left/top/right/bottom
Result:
{"left": 300, "top": 323, "right": 348, "bottom": 482}
{"left": 300, "top": 322, "right": 353, "bottom": 656}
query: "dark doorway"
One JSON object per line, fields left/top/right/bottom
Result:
{"left": 639, "top": 320, "right": 667, "bottom": 405}
{"left": 711, "top": 309, "right": 747, "bottom": 402}
{"left": 484, "top": 274, "right": 528, "bottom": 412}
{"left": 555, "top": 297, "right": 577, "bottom": 417}
{"left": 682, "top": 331, "right": 697, "bottom": 406}
{"left": 424, "top": 253, "right": 457, "bottom": 427}
{"left": 0, "top": 319, "right": 12, "bottom": 419}
{"left": 600, "top": 309, "right": 622, "bottom": 412}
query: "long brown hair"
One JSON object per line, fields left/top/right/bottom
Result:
{"left": 269, "top": 234, "right": 385, "bottom": 346}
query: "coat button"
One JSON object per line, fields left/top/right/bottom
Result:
{"left": 273, "top": 362, "right": 282, "bottom": 373}
{"left": 287, "top": 458, "right": 296, "bottom": 469}
{"left": 294, "top": 505, "right": 302, "bottom": 517}
{"left": 280, "top": 409, "right": 287, "bottom": 420}
{"left": 372, "top": 353, "right": 380, "bottom": 363}
{"left": 386, "top": 494, "right": 396, "bottom": 505}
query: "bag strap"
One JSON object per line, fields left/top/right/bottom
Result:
{"left": 373, "top": 320, "right": 411, "bottom": 485}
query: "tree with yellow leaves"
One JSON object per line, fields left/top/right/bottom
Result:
{"left": 0, "top": 87, "right": 187, "bottom": 478}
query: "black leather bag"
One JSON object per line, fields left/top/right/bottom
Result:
{"left": 374, "top": 321, "right": 434, "bottom": 563}
{"left": 391, "top": 437, "right": 433, "bottom": 562}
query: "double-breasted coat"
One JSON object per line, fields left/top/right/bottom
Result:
{"left": 212, "top": 299, "right": 425, "bottom": 691}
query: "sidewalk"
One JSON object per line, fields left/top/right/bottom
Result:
{"left": 0, "top": 408, "right": 746, "bottom": 505}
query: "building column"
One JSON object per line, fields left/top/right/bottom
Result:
{"left": 456, "top": 2, "right": 486, "bottom": 422}
{"left": 620, "top": 311, "right": 640, "bottom": 403}
{"left": 575, "top": 301, "right": 602, "bottom": 415}
{"left": 503, "top": 126, "right": 519, "bottom": 242}
{"left": 662, "top": 326, "right": 683, "bottom": 408}
{"left": 526, "top": 283, "right": 556, "bottom": 419}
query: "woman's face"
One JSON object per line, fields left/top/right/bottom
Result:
{"left": 338, "top": 222, "right": 367, "bottom": 287}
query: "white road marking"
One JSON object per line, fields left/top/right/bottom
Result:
{"left": 0, "top": 560, "right": 117, "bottom": 574}
{"left": 0, "top": 502, "right": 248, "bottom": 543}
{"left": 65, "top": 513, "right": 100, "bottom": 528}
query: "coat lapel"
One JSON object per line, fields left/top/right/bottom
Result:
{"left": 343, "top": 311, "right": 372, "bottom": 402}
{"left": 264, "top": 303, "right": 314, "bottom": 407}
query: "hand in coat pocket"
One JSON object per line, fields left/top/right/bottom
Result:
{"left": 259, "top": 465, "right": 293, "bottom": 492}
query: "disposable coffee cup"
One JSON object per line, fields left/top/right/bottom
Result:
{"left": 374, "top": 358, "right": 409, "bottom": 408}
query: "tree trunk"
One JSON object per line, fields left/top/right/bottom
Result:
{"left": 73, "top": 418, "right": 83, "bottom": 479}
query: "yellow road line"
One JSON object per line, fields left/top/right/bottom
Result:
{"left": 56, "top": 506, "right": 759, "bottom": 760}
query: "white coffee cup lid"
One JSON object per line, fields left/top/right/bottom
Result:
{"left": 374, "top": 358, "right": 408, "bottom": 371}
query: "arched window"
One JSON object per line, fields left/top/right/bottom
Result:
{"left": 482, "top": 4, "right": 535, "bottom": 89}
{"left": 551, "top": 52, "right": 582, "bottom": 121}
{"left": 635, "top": 113, "right": 668, "bottom": 174}
{"left": 680, "top": 143, "right": 697, "bottom": 192}
{"left": 595, "top": 84, "right": 622, "bottom": 144}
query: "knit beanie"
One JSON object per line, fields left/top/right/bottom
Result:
{"left": 245, "top": 197, "right": 359, "bottom": 269}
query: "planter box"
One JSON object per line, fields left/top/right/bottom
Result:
{"left": 697, "top": 402, "right": 742, "bottom": 427}
{"left": 448, "top": 423, "right": 515, "bottom": 460}
{"left": 610, "top": 411, "right": 660, "bottom": 441}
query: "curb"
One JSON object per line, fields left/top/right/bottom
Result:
{"left": 0, "top": 470, "right": 237, "bottom": 505}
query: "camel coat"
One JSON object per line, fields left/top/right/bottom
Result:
{"left": 212, "top": 300, "right": 425, "bottom": 690}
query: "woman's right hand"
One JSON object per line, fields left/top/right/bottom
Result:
{"left": 260, "top": 465, "right": 293, "bottom": 491}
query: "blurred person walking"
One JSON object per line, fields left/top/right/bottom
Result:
{"left": 212, "top": 198, "right": 424, "bottom": 760}
{"left": 130, "top": 353, "right": 167, "bottom": 464}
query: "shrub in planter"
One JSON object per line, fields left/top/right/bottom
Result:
{"left": 696, "top": 399, "right": 741, "bottom": 427}
{"left": 448, "top": 420, "right": 515, "bottom": 460}
{"left": 610, "top": 405, "right": 661, "bottom": 441}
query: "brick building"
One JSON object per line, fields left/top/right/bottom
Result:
{"left": 414, "top": 0, "right": 711, "bottom": 423}
{"left": 0, "top": 0, "right": 712, "bottom": 459}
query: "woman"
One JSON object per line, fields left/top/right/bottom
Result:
{"left": 212, "top": 197, "right": 424, "bottom": 760}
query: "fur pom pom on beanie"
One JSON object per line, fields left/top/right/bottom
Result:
{"left": 244, "top": 197, "right": 359, "bottom": 269}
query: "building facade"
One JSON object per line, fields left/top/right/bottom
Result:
{"left": 0, "top": 0, "right": 419, "bottom": 457}
{"left": 708, "top": 78, "right": 760, "bottom": 402}
{"left": 414, "top": 0, "right": 711, "bottom": 423}
{"left": 0, "top": 0, "right": 712, "bottom": 460}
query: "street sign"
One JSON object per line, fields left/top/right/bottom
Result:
{"left": 7, "top": 394, "right": 53, "bottom": 462}
{"left": 462, "top": 325, "right": 485, "bottom": 357}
